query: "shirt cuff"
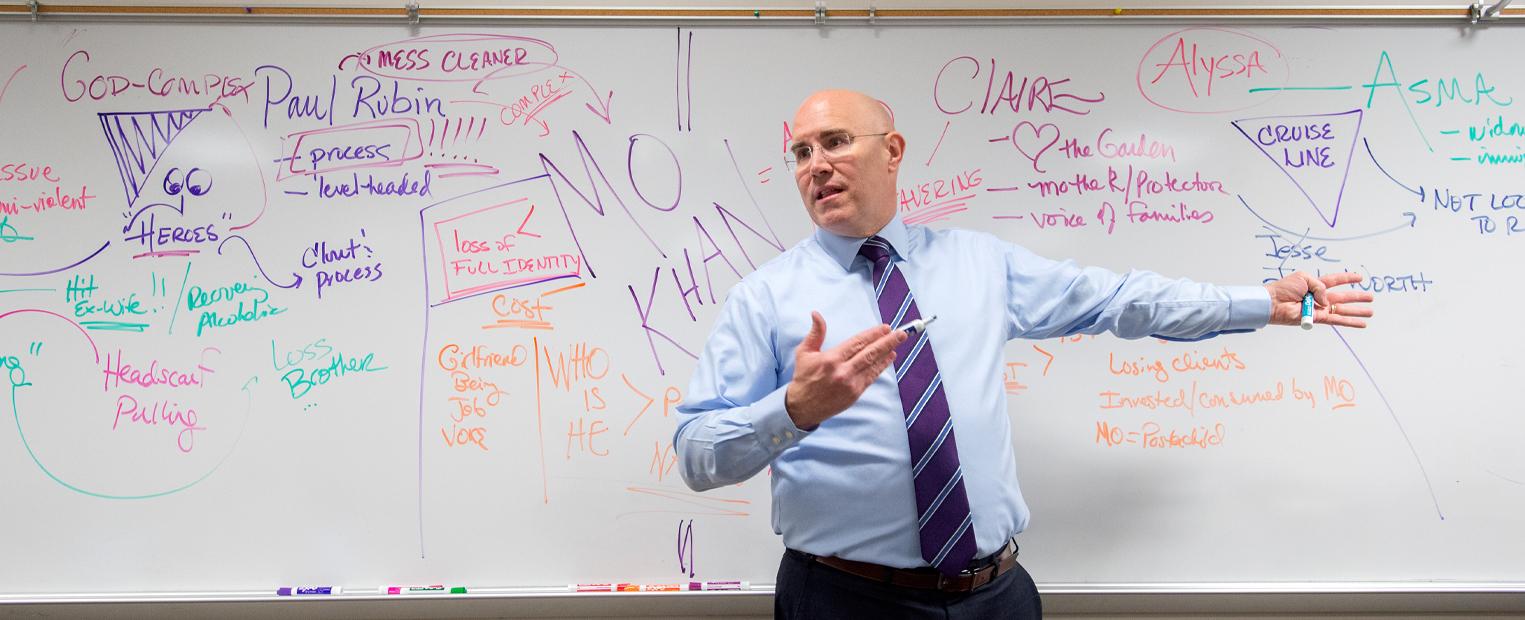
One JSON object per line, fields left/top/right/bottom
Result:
{"left": 752, "top": 386, "right": 810, "bottom": 454}
{"left": 1221, "top": 285, "right": 1272, "bottom": 331}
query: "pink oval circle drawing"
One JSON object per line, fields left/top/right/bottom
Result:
{"left": 353, "top": 33, "right": 559, "bottom": 83}
{"left": 1136, "top": 27, "right": 1289, "bottom": 114}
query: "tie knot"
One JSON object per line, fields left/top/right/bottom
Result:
{"left": 857, "top": 236, "right": 894, "bottom": 264}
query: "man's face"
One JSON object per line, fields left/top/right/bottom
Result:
{"left": 791, "top": 93, "right": 904, "bottom": 238}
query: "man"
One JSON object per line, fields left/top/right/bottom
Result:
{"left": 674, "top": 90, "right": 1372, "bottom": 618}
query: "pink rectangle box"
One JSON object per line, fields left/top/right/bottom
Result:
{"left": 280, "top": 118, "right": 422, "bottom": 180}
{"left": 430, "top": 196, "right": 583, "bottom": 303}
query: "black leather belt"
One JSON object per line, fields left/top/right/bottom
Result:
{"left": 793, "top": 539, "right": 1019, "bottom": 593}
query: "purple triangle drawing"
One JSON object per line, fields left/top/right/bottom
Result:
{"left": 98, "top": 108, "right": 206, "bottom": 208}
{"left": 1231, "top": 109, "right": 1363, "bottom": 228}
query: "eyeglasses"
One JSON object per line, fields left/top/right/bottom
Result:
{"left": 784, "top": 132, "right": 889, "bottom": 171}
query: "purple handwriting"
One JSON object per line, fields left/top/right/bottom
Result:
{"left": 300, "top": 229, "right": 384, "bottom": 300}
{"left": 255, "top": 66, "right": 448, "bottom": 129}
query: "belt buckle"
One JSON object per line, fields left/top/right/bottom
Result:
{"left": 941, "top": 566, "right": 980, "bottom": 593}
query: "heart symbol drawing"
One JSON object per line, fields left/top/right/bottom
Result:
{"left": 1010, "top": 121, "right": 1060, "bottom": 173}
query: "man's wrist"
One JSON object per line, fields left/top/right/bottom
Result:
{"left": 783, "top": 384, "right": 819, "bottom": 431}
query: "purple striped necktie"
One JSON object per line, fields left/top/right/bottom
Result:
{"left": 858, "top": 236, "right": 977, "bottom": 577}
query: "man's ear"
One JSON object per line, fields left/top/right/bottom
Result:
{"left": 884, "top": 131, "right": 907, "bottom": 173}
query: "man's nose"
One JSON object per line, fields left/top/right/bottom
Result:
{"left": 806, "top": 150, "right": 834, "bottom": 176}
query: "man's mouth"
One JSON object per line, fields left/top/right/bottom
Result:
{"left": 816, "top": 186, "right": 844, "bottom": 201}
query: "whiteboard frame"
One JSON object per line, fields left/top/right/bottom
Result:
{"left": 3, "top": 585, "right": 1525, "bottom": 616}
{"left": 0, "top": 2, "right": 1522, "bottom": 22}
{"left": 1, "top": 10, "right": 1522, "bottom": 614}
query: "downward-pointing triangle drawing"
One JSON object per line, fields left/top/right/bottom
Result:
{"left": 98, "top": 108, "right": 206, "bottom": 208}
{"left": 1231, "top": 109, "right": 1363, "bottom": 228}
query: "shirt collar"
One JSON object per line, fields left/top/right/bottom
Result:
{"left": 813, "top": 215, "right": 911, "bottom": 272}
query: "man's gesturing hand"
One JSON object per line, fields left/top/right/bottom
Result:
{"left": 1265, "top": 271, "right": 1374, "bottom": 328}
{"left": 785, "top": 311, "right": 909, "bottom": 431}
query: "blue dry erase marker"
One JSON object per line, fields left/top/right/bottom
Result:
{"left": 895, "top": 315, "right": 938, "bottom": 335}
{"left": 1300, "top": 293, "right": 1314, "bottom": 330}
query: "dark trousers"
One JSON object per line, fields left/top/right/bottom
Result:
{"left": 775, "top": 549, "right": 1042, "bottom": 619}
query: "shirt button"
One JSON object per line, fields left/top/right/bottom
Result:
{"left": 785, "top": 431, "right": 795, "bottom": 440}
{"left": 772, "top": 436, "right": 781, "bottom": 445}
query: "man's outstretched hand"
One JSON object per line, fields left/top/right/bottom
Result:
{"left": 1265, "top": 271, "right": 1374, "bottom": 328}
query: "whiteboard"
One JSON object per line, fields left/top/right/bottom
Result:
{"left": 0, "top": 19, "right": 1522, "bottom": 598}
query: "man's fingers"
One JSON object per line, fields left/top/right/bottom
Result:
{"left": 798, "top": 311, "right": 827, "bottom": 354}
{"left": 849, "top": 329, "right": 908, "bottom": 373}
{"left": 1322, "top": 287, "right": 1374, "bottom": 321}
{"left": 1327, "top": 289, "right": 1375, "bottom": 305}
{"left": 835, "top": 322, "right": 893, "bottom": 361}
{"left": 1293, "top": 273, "right": 1373, "bottom": 328}
{"left": 1323, "top": 301, "right": 1374, "bottom": 319}
{"left": 868, "top": 349, "right": 899, "bottom": 378}
{"left": 1319, "top": 271, "right": 1365, "bottom": 289}
{"left": 1301, "top": 271, "right": 1330, "bottom": 307}
{"left": 1321, "top": 313, "right": 1369, "bottom": 328}
{"left": 1314, "top": 272, "right": 1365, "bottom": 306}
{"left": 1319, "top": 278, "right": 1373, "bottom": 327}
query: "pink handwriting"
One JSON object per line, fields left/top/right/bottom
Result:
{"left": 101, "top": 348, "right": 218, "bottom": 392}
{"left": 935, "top": 56, "right": 1105, "bottom": 117}
{"left": 113, "top": 395, "right": 203, "bottom": 453}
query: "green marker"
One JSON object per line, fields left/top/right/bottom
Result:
{"left": 383, "top": 585, "right": 467, "bottom": 594}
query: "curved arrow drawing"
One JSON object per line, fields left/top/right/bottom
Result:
{"left": 474, "top": 62, "right": 613, "bottom": 124}
{"left": 216, "top": 235, "right": 302, "bottom": 290}
{"left": 9, "top": 342, "right": 254, "bottom": 500}
{"left": 0, "top": 241, "right": 111, "bottom": 277}
{"left": 1363, "top": 137, "right": 1422, "bottom": 200}
{"left": 0, "top": 64, "right": 25, "bottom": 107}
{"left": 1238, "top": 195, "right": 1416, "bottom": 242}
{"left": 551, "top": 64, "right": 614, "bottom": 124}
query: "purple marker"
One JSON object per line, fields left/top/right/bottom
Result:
{"left": 277, "top": 586, "right": 342, "bottom": 596}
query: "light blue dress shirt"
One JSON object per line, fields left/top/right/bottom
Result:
{"left": 675, "top": 216, "right": 1270, "bottom": 569}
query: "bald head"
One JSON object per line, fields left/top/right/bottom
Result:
{"left": 793, "top": 90, "right": 895, "bottom": 135}
{"left": 789, "top": 90, "right": 906, "bottom": 238}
